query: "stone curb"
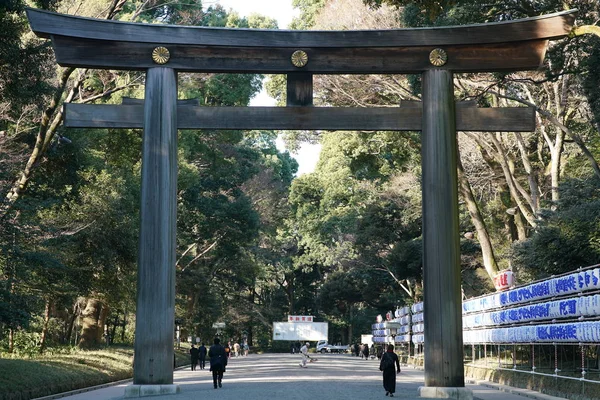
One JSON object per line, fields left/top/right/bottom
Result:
{"left": 467, "top": 379, "right": 566, "bottom": 400}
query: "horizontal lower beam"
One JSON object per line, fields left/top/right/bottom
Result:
{"left": 64, "top": 104, "right": 535, "bottom": 132}
{"left": 51, "top": 36, "right": 548, "bottom": 74}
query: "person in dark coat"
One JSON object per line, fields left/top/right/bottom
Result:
{"left": 376, "top": 344, "right": 384, "bottom": 360}
{"left": 379, "top": 344, "right": 401, "bottom": 397}
{"left": 189, "top": 344, "right": 199, "bottom": 371}
{"left": 209, "top": 337, "right": 228, "bottom": 388}
{"left": 198, "top": 343, "right": 207, "bottom": 369}
{"left": 362, "top": 343, "right": 369, "bottom": 360}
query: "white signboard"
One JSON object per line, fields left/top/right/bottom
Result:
{"left": 272, "top": 322, "right": 328, "bottom": 341}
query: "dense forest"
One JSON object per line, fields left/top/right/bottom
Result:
{"left": 1, "top": 0, "right": 599, "bottom": 355}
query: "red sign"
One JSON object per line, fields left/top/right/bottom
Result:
{"left": 493, "top": 270, "right": 514, "bottom": 291}
{"left": 288, "top": 315, "right": 313, "bottom": 322}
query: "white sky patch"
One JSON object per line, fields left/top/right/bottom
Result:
{"left": 206, "top": 0, "right": 319, "bottom": 176}
{"left": 206, "top": 0, "right": 299, "bottom": 29}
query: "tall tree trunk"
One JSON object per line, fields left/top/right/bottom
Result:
{"left": 110, "top": 314, "right": 119, "bottom": 344}
{"left": 348, "top": 306, "right": 353, "bottom": 343}
{"left": 65, "top": 299, "right": 81, "bottom": 346}
{"left": 78, "top": 298, "right": 108, "bottom": 348}
{"left": 39, "top": 298, "right": 52, "bottom": 354}
{"left": 8, "top": 328, "right": 14, "bottom": 353}
{"left": 121, "top": 312, "right": 127, "bottom": 342}
{"left": 286, "top": 274, "right": 295, "bottom": 315}
{"left": 457, "top": 154, "right": 499, "bottom": 282}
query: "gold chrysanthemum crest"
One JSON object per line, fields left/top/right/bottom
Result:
{"left": 152, "top": 47, "right": 170, "bottom": 64}
{"left": 291, "top": 50, "right": 308, "bottom": 68}
{"left": 429, "top": 48, "right": 448, "bottom": 67}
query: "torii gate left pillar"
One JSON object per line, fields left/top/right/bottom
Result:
{"left": 126, "top": 67, "right": 180, "bottom": 396}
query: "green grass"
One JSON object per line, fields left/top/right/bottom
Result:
{"left": 0, "top": 346, "right": 190, "bottom": 400}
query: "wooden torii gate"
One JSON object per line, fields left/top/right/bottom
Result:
{"left": 27, "top": 8, "right": 575, "bottom": 399}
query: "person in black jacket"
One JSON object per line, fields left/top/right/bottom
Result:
{"left": 209, "top": 338, "right": 228, "bottom": 388}
{"left": 198, "top": 343, "right": 207, "bottom": 370}
{"left": 189, "top": 344, "right": 199, "bottom": 371}
{"left": 379, "top": 344, "right": 401, "bottom": 397}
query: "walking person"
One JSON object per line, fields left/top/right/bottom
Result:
{"left": 225, "top": 341, "right": 231, "bottom": 359}
{"left": 189, "top": 344, "right": 199, "bottom": 371}
{"left": 362, "top": 343, "right": 369, "bottom": 360}
{"left": 379, "top": 344, "right": 401, "bottom": 397}
{"left": 376, "top": 344, "right": 383, "bottom": 360}
{"left": 209, "top": 338, "right": 228, "bottom": 389}
{"left": 199, "top": 342, "right": 207, "bottom": 369}
{"left": 299, "top": 342, "right": 310, "bottom": 368}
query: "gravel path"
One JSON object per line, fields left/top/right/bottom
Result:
{"left": 51, "top": 353, "right": 566, "bottom": 400}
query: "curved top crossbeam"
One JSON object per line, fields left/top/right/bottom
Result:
{"left": 27, "top": 8, "right": 576, "bottom": 73}
{"left": 28, "top": 8, "right": 576, "bottom": 48}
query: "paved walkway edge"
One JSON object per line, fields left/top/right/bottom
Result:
{"left": 467, "top": 379, "right": 566, "bottom": 400}
{"left": 32, "top": 365, "right": 191, "bottom": 400}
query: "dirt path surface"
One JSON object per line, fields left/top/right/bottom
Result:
{"left": 50, "top": 353, "right": 566, "bottom": 400}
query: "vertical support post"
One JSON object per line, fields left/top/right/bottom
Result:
{"left": 129, "top": 67, "right": 179, "bottom": 394}
{"left": 581, "top": 345, "right": 586, "bottom": 380}
{"left": 554, "top": 344, "right": 559, "bottom": 375}
{"left": 286, "top": 73, "right": 313, "bottom": 106}
{"left": 419, "top": 69, "right": 469, "bottom": 398}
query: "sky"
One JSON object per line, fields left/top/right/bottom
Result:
{"left": 205, "top": 0, "right": 321, "bottom": 176}
{"left": 205, "top": 0, "right": 298, "bottom": 29}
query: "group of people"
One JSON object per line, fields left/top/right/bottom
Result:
{"left": 192, "top": 338, "right": 401, "bottom": 396}
{"left": 351, "top": 343, "right": 384, "bottom": 360}
{"left": 189, "top": 338, "right": 249, "bottom": 389}
{"left": 189, "top": 343, "right": 207, "bottom": 370}
{"left": 227, "top": 340, "right": 249, "bottom": 357}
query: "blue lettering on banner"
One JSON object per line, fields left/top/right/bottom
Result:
{"left": 555, "top": 275, "right": 577, "bottom": 293}
{"left": 559, "top": 299, "right": 577, "bottom": 315}
{"left": 536, "top": 324, "right": 578, "bottom": 341}
{"left": 499, "top": 292, "right": 508, "bottom": 305}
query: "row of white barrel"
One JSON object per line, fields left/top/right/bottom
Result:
{"left": 463, "top": 321, "right": 600, "bottom": 343}
{"left": 464, "top": 294, "right": 600, "bottom": 328}
{"left": 383, "top": 321, "right": 600, "bottom": 344}
{"left": 463, "top": 268, "right": 600, "bottom": 314}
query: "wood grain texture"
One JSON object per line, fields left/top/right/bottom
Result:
{"left": 64, "top": 104, "right": 535, "bottom": 132}
{"left": 133, "top": 67, "right": 177, "bottom": 386}
{"left": 27, "top": 8, "right": 575, "bottom": 48}
{"left": 421, "top": 69, "right": 464, "bottom": 388}
{"left": 287, "top": 73, "right": 313, "bottom": 107}
{"left": 50, "top": 36, "right": 549, "bottom": 73}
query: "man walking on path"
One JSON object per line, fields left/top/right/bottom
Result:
{"left": 209, "top": 338, "right": 228, "bottom": 388}
{"left": 299, "top": 342, "right": 310, "bottom": 368}
{"left": 189, "top": 344, "right": 199, "bottom": 371}
{"left": 199, "top": 342, "right": 207, "bottom": 370}
{"left": 380, "top": 344, "right": 401, "bottom": 397}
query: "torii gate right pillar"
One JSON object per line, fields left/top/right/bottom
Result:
{"left": 419, "top": 69, "right": 470, "bottom": 399}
